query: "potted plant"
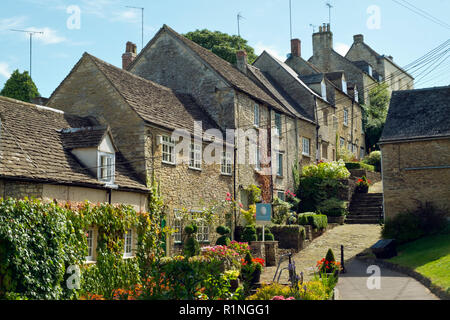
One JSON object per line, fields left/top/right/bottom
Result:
{"left": 241, "top": 252, "right": 265, "bottom": 286}
{"left": 317, "top": 249, "right": 342, "bottom": 278}
{"left": 355, "top": 176, "right": 371, "bottom": 194}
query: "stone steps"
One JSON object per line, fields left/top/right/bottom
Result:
{"left": 347, "top": 193, "right": 384, "bottom": 225}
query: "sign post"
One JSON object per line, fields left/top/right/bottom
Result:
{"left": 255, "top": 203, "right": 272, "bottom": 242}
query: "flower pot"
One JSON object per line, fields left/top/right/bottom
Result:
{"left": 229, "top": 279, "right": 239, "bottom": 292}
{"left": 355, "top": 185, "right": 369, "bottom": 194}
{"left": 250, "top": 268, "right": 261, "bottom": 285}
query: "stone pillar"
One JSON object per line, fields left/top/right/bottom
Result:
{"left": 249, "top": 241, "right": 265, "bottom": 260}
{"left": 264, "top": 241, "right": 278, "bottom": 267}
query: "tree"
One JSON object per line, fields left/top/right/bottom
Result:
{"left": 0, "top": 69, "right": 40, "bottom": 103}
{"left": 184, "top": 29, "right": 258, "bottom": 65}
{"left": 362, "top": 83, "right": 391, "bottom": 151}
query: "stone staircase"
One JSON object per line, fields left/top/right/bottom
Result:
{"left": 346, "top": 193, "right": 383, "bottom": 224}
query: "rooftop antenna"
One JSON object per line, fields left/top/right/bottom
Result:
{"left": 309, "top": 24, "right": 318, "bottom": 33}
{"left": 126, "top": 6, "right": 144, "bottom": 51}
{"left": 237, "top": 12, "right": 245, "bottom": 49}
{"left": 289, "top": 0, "right": 293, "bottom": 40}
{"left": 10, "top": 29, "right": 44, "bottom": 79}
{"left": 237, "top": 12, "right": 245, "bottom": 37}
{"left": 326, "top": 1, "right": 333, "bottom": 26}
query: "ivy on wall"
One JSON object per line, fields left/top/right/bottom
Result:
{"left": 0, "top": 182, "right": 167, "bottom": 300}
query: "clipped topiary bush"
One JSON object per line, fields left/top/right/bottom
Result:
{"left": 215, "top": 226, "right": 231, "bottom": 246}
{"left": 243, "top": 225, "right": 258, "bottom": 242}
{"left": 363, "top": 151, "right": 381, "bottom": 172}
{"left": 298, "top": 213, "right": 328, "bottom": 230}
{"left": 317, "top": 198, "right": 348, "bottom": 217}
{"left": 184, "top": 224, "right": 200, "bottom": 257}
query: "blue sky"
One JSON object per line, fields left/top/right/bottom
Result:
{"left": 1, "top": 0, "right": 449, "bottom": 98}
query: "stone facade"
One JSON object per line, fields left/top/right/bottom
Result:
{"left": 380, "top": 138, "right": 450, "bottom": 219}
{"left": 0, "top": 179, "right": 148, "bottom": 212}
{"left": 308, "top": 25, "right": 377, "bottom": 104}
{"left": 346, "top": 34, "right": 414, "bottom": 92}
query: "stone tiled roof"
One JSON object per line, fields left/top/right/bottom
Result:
{"left": 247, "top": 65, "right": 314, "bottom": 123}
{"left": 380, "top": 86, "right": 450, "bottom": 143}
{"left": 0, "top": 96, "right": 148, "bottom": 192}
{"left": 300, "top": 74, "right": 324, "bottom": 84}
{"left": 60, "top": 126, "right": 109, "bottom": 150}
{"left": 153, "top": 25, "right": 290, "bottom": 115}
{"left": 85, "top": 53, "right": 220, "bottom": 137}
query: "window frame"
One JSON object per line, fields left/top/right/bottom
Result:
{"left": 97, "top": 152, "right": 115, "bottom": 185}
{"left": 254, "top": 104, "right": 260, "bottom": 127}
{"left": 274, "top": 112, "right": 282, "bottom": 137}
{"left": 221, "top": 151, "right": 232, "bottom": 176}
{"left": 276, "top": 151, "right": 284, "bottom": 177}
{"left": 321, "top": 81, "right": 327, "bottom": 101}
{"left": 162, "top": 135, "right": 176, "bottom": 165}
{"left": 340, "top": 137, "right": 345, "bottom": 149}
{"left": 123, "top": 229, "right": 134, "bottom": 258}
{"left": 302, "top": 137, "right": 311, "bottom": 157}
{"left": 189, "top": 142, "right": 202, "bottom": 171}
{"left": 86, "top": 228, "right": 96, "bottom": 263}
{"left": 343, "top": 108, "right": 349, "bottom": 127}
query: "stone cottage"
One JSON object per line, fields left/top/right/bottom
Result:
{"left": 308, "top": 23, "right": 377, "bottom": 104}
{"left": 0, "top": 95, "right": 149, "bottom": 211}
{"left": 345, "top": 34, "right": 414, "bottom": 93}
{"left": 379, "top": 86, "right": 450, "bottom": 219}
{"left": 46, "top": 52, "right": 233, "bottom": 253}
{"left": 125, "top": 25, "right": 307, "bottom": 209}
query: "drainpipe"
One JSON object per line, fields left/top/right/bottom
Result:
{"left": 351, "top": 100, "right": 354, "bottom": 153}
{"left": 314, "top": 97, "right": 320, "bottom": 162}
{"left": 107, "top": 188, "right": 112, "bottom": 204}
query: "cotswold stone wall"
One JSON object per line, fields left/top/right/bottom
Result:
{"left": 147, "top": 126, "right": 233, "bottom": 255}
{"left": 47, "top": 58, "right": 148, "bottom": 182}
{"left": 381, "top": 138, "right": 450, "bottom": 219}
{"left": 0, "top": 180, "right": 43, "bottom": 199}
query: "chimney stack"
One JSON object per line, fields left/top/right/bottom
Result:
{"left": 353, "top": 34, "right": 364, "bottom": 44}
{"left": 313, "top": 22, "right": 333, "bottom": 56}
{"left": 236, "top": 50, "right": 248, "bottom": 74}
{"left": 291, "top": 39, "right": 301, "bottom": 57}
{"left": 122, "top": 41, "right": 137, "bottom": 70}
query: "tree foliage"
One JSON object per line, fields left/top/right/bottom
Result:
{"left": 362, "top": 83, "right": 391, "bottom": 151}
{"left": 0, "top": 69, "right": 40, "bottom": 103}
{"left": 184, "top": 29, "right": 258, "bottom": 65}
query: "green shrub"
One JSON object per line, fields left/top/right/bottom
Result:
{"left": 302, "top": 160, "right": 351, "bottom": 180}
{"left": 382, "top": 202, "right": 447, "bottom": 244}
{"left": 242, "top": 225, "right": 258, "bottom": 242}
{"left": 257, "top": 227, "right": 275, "bottom": 241}
{"left": 215, "top": 226, "right": 231, "bottom": 246}
{"left": 345, "top": 162, "right": 375, "bottom": 172}
{"left": 184, "top": 224, "right": 200, "bottom": 257}
{"left": 272, "top": 197, "right": 293, "bottom": 225}
{"left": 317, "top": 198, "right": 348, "bottom": 217}
{"left": 363, "top": 151, "right": 381, "bottom": 172}
{"left": 298, "top": 213, "right": 328, "bottom": 230}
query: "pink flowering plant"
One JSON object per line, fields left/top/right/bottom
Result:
{"left": 201, "top": 241, "right": 250, "bottom": 270}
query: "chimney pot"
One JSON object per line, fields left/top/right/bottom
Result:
{"left": 236, "top": 50, "right": 248, "bottom": 73}
{"left": 291, "top": 39, "right": 301, "bottom": 57}
{"left": 354, "top": 34, "right": 364, "bottom": 43}
{"left": 122, "top": 41, "right": 137, "bottom": 70}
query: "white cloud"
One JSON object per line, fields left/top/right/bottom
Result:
{"left": 0, "top": 16, "right": 28, "bottom": 32}
{"left": 25, "top": 27, "right": 66, "bottom": 45}
{"left": 254, "top": 42, "right": 286, "bottom": 62}
{"left": 0, "top": 62, "right": 11, "bottom": 79}
{"left": 335, "top": 43, "right": 350, "bottom": 56}
{"left": 111, "top": 9, "right": 140, "bottom": 23}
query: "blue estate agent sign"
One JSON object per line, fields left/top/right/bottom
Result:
{"left": 256, "top": 203, "right": 272, "bottom": 223}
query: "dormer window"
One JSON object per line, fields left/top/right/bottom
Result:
{"left": 342, "top": 79, "right": 348, "bottom": 94}
{"left": 98, "top": 152, "right": 115, "bottom": 184}
{"left": 368, "top": 65, "right": 373, "bottom": 77}
{"left": 321, "top": 81, "right": 327, "bottom": 101}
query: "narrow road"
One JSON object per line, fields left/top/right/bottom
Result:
{"left": 261, "top": 224, "right": 382, "bottom": 283}
{"left": 337, "top": 259, "right": 438, "bottom": 300}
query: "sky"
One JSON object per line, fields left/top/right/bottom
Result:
{"left": 0, "top": 0, "right": 449, "bottom": 98}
